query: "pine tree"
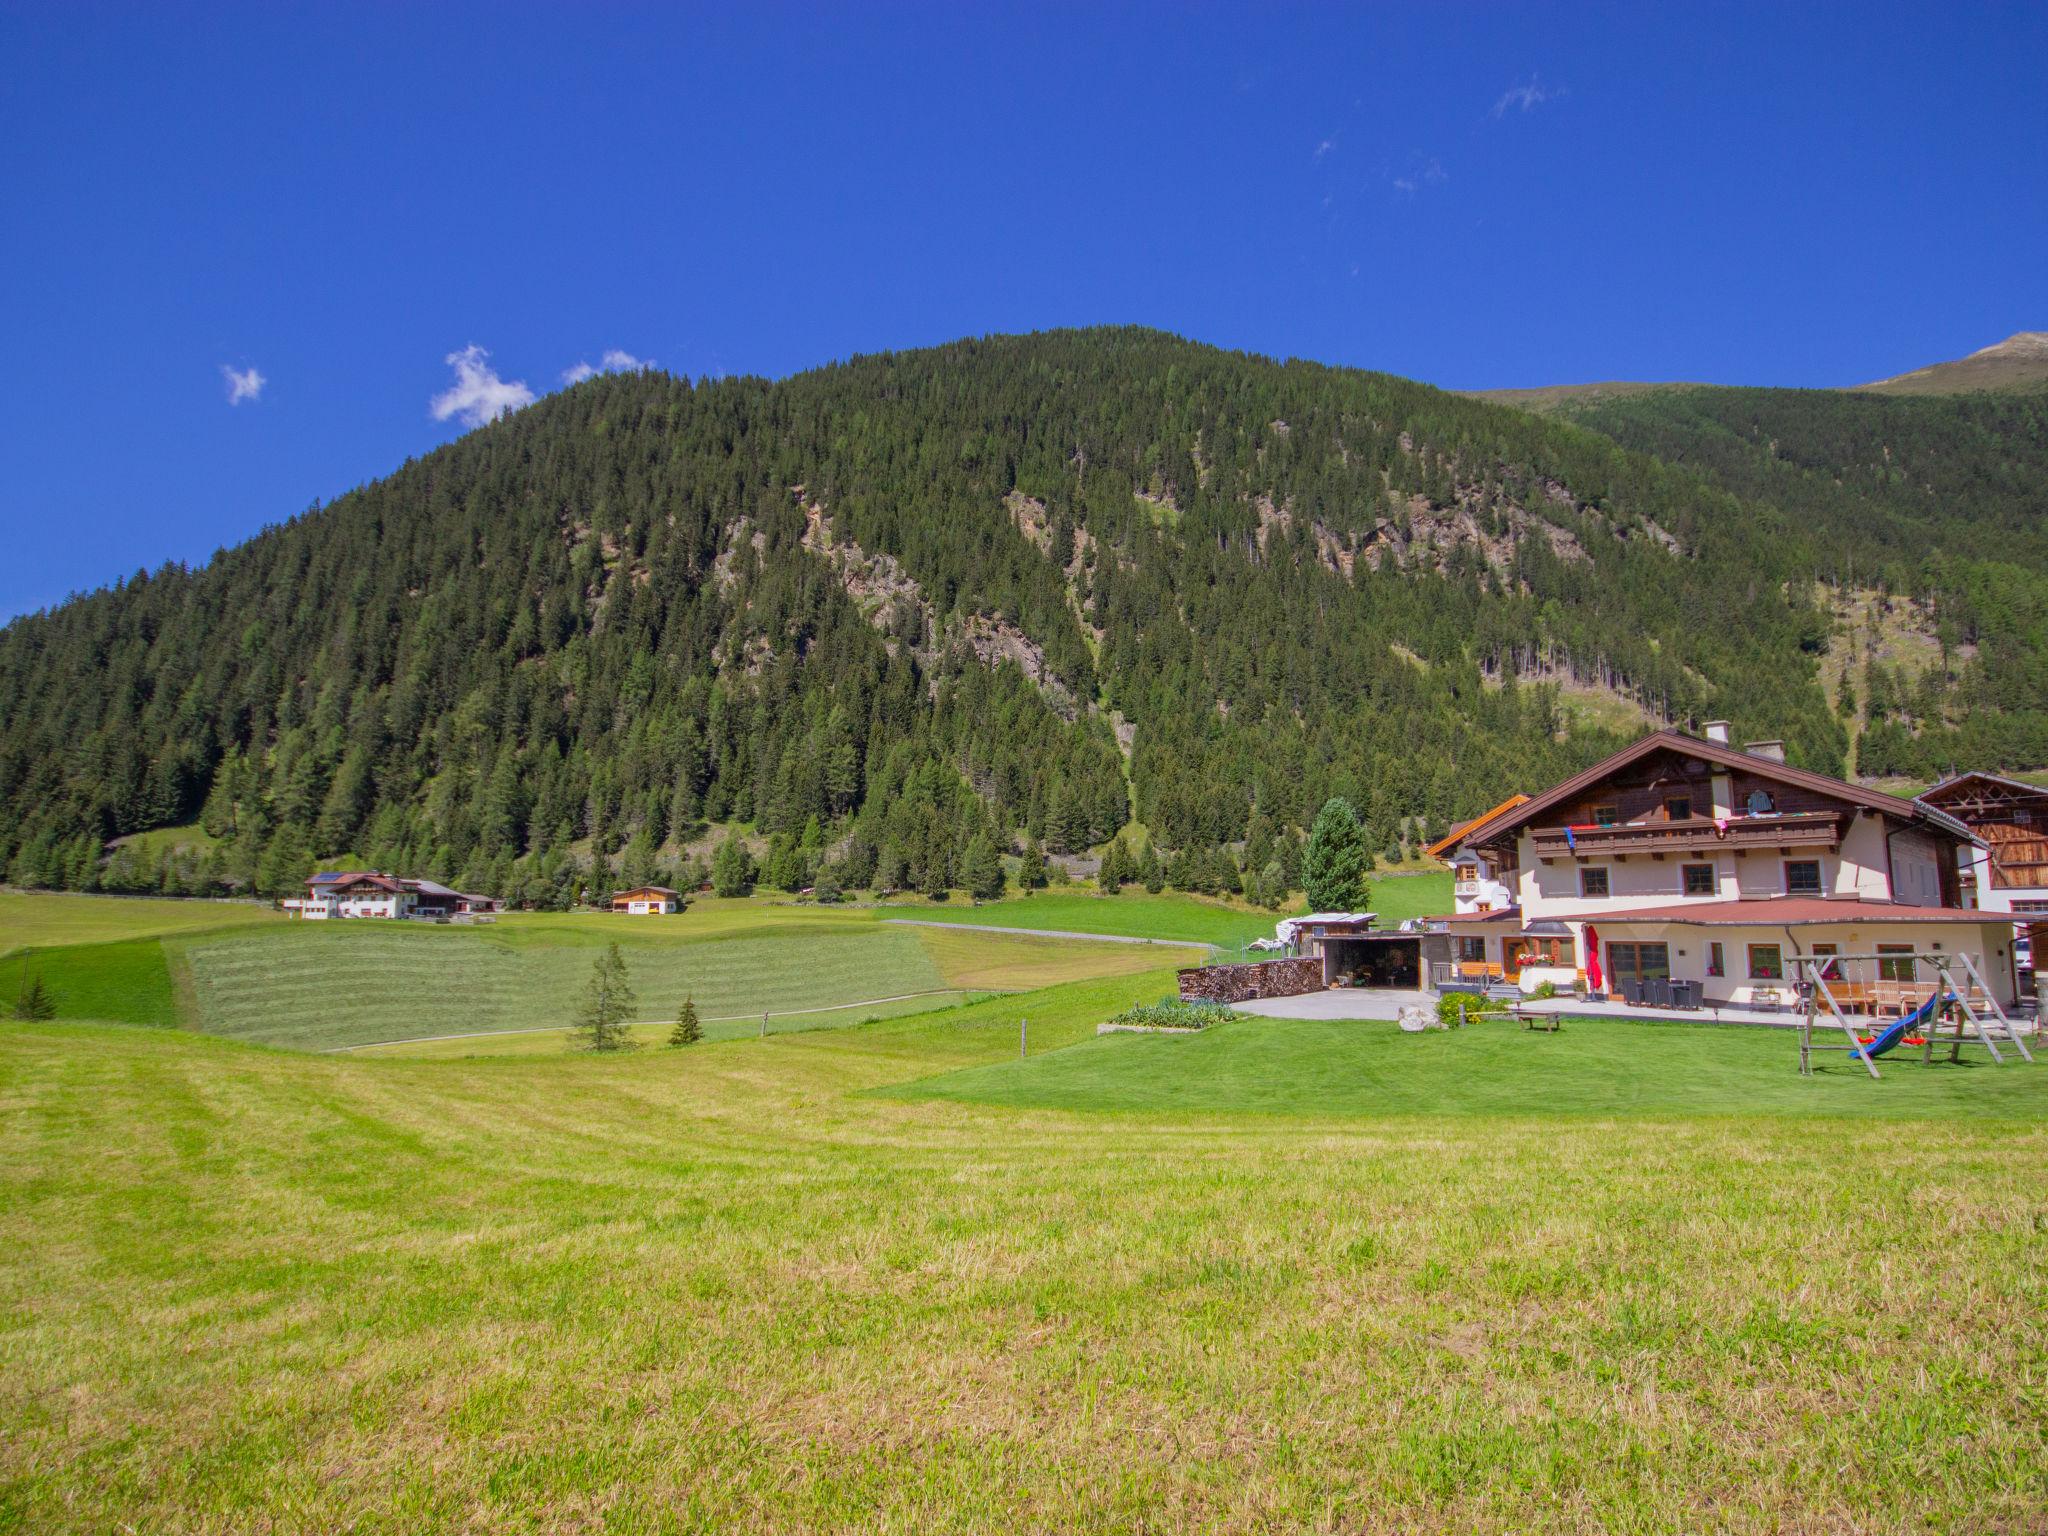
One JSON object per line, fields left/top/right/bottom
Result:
{"left": 711, "top": 836, "right": 754, "bottom": 898}
{"left": 668, "top": 995, "right": 702, "bottom": 1047}
{"left": 960, "top": 834, "right": 1004, "bottom": 902}
{"left": 1018, "top": 838, "right": 1049, "bottom": 889}
{"left": 13, "top": 971, "right": 55, "bottom": 1021}
{"left": 1137, "top": 840, "right": 1164, "bottom": 894}
{"left": 1302, "top": 797, "right": 1370, "bottom": 913}
{"left": 1096, "top": 839, "right": 1129, "bottom": 893}
{"left": 573, "top": 942, "right": 637, "bottom": 1051}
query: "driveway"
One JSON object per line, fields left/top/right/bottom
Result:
{"left": 1232, "top": 988, "right": 1433, "bottom": 1022}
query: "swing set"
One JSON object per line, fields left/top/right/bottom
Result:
{"left": 1793, "top": 949, "right": 2036, "bottom": 1078}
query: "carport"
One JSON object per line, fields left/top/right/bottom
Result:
{"left": 1321, "top": 932, "right": 1422, "bottom": 989}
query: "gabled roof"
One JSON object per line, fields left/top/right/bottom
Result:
{"left": 1424, "top": 794, "right": 1531, "bottom": 860}
{"left": 612, "top": 886, "right": 680, "bottom": 898}
{"left": 1920, "top": 770, "right": 2048, "bottom": 806}
{"left": 1455, "top": 730, "right": 1964, "bottom": 851}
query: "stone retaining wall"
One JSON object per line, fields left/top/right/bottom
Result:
{"left": 1177, "top": 956, "right": 1324, "bottom": 1004}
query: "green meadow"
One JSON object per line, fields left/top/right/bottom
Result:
{"left": 3, "top": 978, "right": 2045, "bottom": 1533}
{"left": 3, "top": 879, "right": 2044, "bottom": 1532}
{"left": 0, "top": 889, "right": 1223, "bottom": 1048}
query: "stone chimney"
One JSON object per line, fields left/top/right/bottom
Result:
{"left": 1701, "top": 720, "right": 1731, "bottom": 744}
{"left": 1745, "top": 739, "right": 1786, "bottom": 763}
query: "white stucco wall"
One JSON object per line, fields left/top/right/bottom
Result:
{"left": 1517, "top": 813, "right": 1908, "bottom": 923}
{"left": 1588, "top": 919, "right": 2017, "bottom": 1008}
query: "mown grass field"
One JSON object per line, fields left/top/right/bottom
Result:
{"left": 1, "top": 971, "right": 2044, "bottom": 1533}
{"left": 0, "top": 891, "right": 278, "bottom": 954}
{"left": 0, "top": 890, "right": 1212, "bottom": 1050}
{"left": 898, "top": 1009, "right": 2048, "bottom": 1120}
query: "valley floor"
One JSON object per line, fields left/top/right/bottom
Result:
{"left": 2, "top": 966, "right": 2045, "bottom": 1533}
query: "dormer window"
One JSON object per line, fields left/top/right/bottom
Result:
{"left": 1593, "top": 806, "right": 1619, "bottom": 827}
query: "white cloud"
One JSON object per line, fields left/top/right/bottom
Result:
{"left": 1314, "top": 136, "right": 1336, "bottom": 159}
{"left": 561, "top": 348, "right": 654, "bottom": 385}
{"left": 1491, "top": 76, "right": 1566, "bottom": 119}
{"left": 430, "top": 345, "right": 535, "bottom": 428}
{"left": 1391, "top": 156, "right": 1448, "bottom": 194}
{"left": 221, "top": 364, "right": 266, "bottom": 404}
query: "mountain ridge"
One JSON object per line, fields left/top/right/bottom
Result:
{"left": 1, "top": 326, "right": 2040, "bottom": 903}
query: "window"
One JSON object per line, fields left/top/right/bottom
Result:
{"left": 1666, "top": 796, "right": 1693, "bottom": 821}
{"left": 1682, "top": 863, "right": 1716, "bottom": 897}
{"left": 1608, "top": 942, "right": 1671, "bottom": 985}
{"left": 1580, "top": 866, "right": 1611, "bottom": 898}
{"left": 1745, "top": 789, "right": 1776, "bottom": 815}
{"left": 1784, "top": 859, "right": 1823, "bottom": 896}
{"left": 1877, "top": 944, "right": 1918, "bottom": 982}
{"left": 1809, "top": 942, "right": 1841, "bottom": 982}
{"left": 2013, "top": 900, "right": 2048, "bottom": 915}
{"left": 1706, "top": 941, "right": 1724, "bottom": 977}
{"left": 1748, "top": 944, "right": 1784, "bottom": 980}
{"left": 1456, "top": 937, "right": 1487, "bottom": 962}
{"left": 1593, "top": 805, "right": 1620, "bottom": 827}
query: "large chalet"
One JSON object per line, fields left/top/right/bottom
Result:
{"left": 1426, "top": 724, "right": 2022, "bottom": 1010}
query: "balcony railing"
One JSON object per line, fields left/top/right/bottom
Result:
{"left": 1530, "top": 812, "right": 1842, "bottom": 859}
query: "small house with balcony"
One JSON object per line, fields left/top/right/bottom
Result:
{"left": 610, "top": 886, "right": 682, "bottom": 915}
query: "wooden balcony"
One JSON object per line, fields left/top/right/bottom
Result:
{"left": 1530, "top": 812, "right": 1843, "bottom": 860}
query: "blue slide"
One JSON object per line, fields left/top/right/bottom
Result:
{"left": 1857, "top": 993, "right": 1948, "bottom": 1062}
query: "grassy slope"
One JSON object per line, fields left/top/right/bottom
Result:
{"left": 0, "top": 891, "right": 279, "bottom": 955}
{"left": 0, "top": 937, "right": 178, "bottom": 1026}
{"left": 1, "top": 980, "right": 2042, "bottom": 1533}
{"left": 895, "top": 1011, "right": 2048, "bottom": 1121}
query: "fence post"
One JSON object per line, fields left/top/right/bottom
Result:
{"left": 760, "top": 1009, "right": 768, "bottom": 1039}
{"left": 1020, "top": 1016, "right": 1028, "bottom": 1059}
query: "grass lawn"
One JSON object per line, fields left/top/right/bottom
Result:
{"left": 894, "top": 1010, "right": 2048, "bottom": 1120}
{"left": 0, "top": 890, "right": 278, "bottom": 955}
{"left": 0, "top": 936, "right": 178, "bottom": 1026}
{"left": 0, "top": 975, "right": 2043, "bottom": 1533}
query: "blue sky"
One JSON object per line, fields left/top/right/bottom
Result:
{"left": 2, "top": 2, "right": 2044, "bottom": 619}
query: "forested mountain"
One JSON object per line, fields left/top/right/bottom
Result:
{"left": 1562, "top": 385, "right": 2048, "bottom": 778}
{"left": 1, "top": 327, "right": 2040, "bottom": 903}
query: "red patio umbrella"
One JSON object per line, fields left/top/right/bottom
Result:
{"left": 1584, "top": 925, "right": 1603, "bottom": 993}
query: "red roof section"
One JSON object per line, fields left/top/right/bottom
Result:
{"left": 1574, "top": 897, "right": 2004, "bottom": 926}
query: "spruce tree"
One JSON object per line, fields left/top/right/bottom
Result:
{"left": 668, "top": 995, "right": 702, "bottom": 1047}
{"left": 1137, "top": 840, "right": 1164, "bottom": 894}
{"left": 960, "top": 835, "right": 1004, "bottom": 902}
{"left": 1301, "top": 797, "right": 1371, "bottom": 913}
{"left": 573, "top": 942, "right": 637, "bottom": 1051}
{"left": 711, "top": 836, "right": 754, "bottom": 898}
{"left": 13, "top": 971, "right": 56, "bottom": 1021}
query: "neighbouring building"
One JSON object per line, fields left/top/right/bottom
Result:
{"left": 1423, "top": 723, "right": 2021, "bottom": 1009}
{"left": 1918, "top": 771, "right": 2048, "bottom": 995}
{"left": 610, "top": 886, "right": 681, "bottom": 915}
{"left": 282, "top": 872, "right": 502, "bottom": 920}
